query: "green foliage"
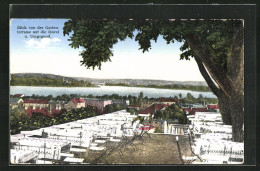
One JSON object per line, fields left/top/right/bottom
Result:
{"left": 137, "top": 92, "right": 144, "bottom": 104}
{"left": 181, "top": 93, "right": 218, "bottom": 104}
{"left": 138, "top": 92, "right": 144, "bottom": 100}
{"left": 153, "top": 110, "right": 163, "bottom": 119}
{"left": 10, "top": 108, "right": 30, "bottom": 134}
{"left": 63, "top": 19, "right": 135, "bottom": 70}
{"left": 127, "top": 95, "right": 138, "bottom": 105}
{"left": 185, "top": 93, "right": 196, "bottom": 103}
{"left": 126, "top": 108, "right": 138, "bottom": 115}
{"left": 21, "top": 93, "right": 82, "bottom": 102}
{"left": 154, "top": 104, "right": 187, "bottom": 124}
{"left": 103, "top": 104, "right": 126, "bottom": 114}
{"left": 105, "top": 83, "right": 130, "bottom": 87}
{"left": 10, "top": 76, "right": 95, "bottom": 87}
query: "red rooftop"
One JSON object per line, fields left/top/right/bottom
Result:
{"left": 207, "top": 104, "right": 219, "bottom": 110}
{"left": 139, "top": 104, "right": 167, "bottom": 115}
{"left": 71, "top": 98, "right": 85, "bottom": 104}
{"left": 190, "top": 107, "right": 208, "bottom": 115}
{"left": 23, "top": 99, "right": 49, "bottom": 104}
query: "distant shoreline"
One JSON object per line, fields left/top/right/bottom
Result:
{"left": 105, "top": 83, "right": 211, "bottom": 92}
{"left": 10, "top": 85, "right": 97, "bottom": 88}
{"left": 10, "top": 84, "right": 212, "bottom": 92}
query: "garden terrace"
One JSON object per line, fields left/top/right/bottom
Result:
{"left": 84, "top": 134, "right": 192, "bottom": 164}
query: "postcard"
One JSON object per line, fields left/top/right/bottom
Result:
{"left": 9, "top": 4, "right": 254, "bottom": 165}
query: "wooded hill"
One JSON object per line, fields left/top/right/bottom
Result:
{"left": 10, "top": 74, "right": 95, "bottom": 87}
{"left": 11, "top": 73, "right": 209, "bottom": 88}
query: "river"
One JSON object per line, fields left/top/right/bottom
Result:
{"left": 10, "top": 86, "right": 216, "bottom": 98}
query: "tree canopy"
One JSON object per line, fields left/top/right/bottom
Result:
{"left": 63, "top": 19, "right": 238, "bottom": 71}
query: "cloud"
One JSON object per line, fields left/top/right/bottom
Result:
{"left": 25, "top": 38, "right": 61, "bottom": 48}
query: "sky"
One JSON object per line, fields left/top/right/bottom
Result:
{"left": 10, "top": 19, "right": 205, "bottom": 81}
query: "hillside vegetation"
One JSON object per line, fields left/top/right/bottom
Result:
{"left": 10, "top": 75, "right": 95, "bottom": 87}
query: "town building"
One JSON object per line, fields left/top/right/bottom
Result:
{"left": 10, "top": 98, "right": 24, "bottom": 109}
{"left": 140, "top": 101, "right": 155, "bottom": 109}
{"left": 23, "top": 99, "right": 49, "bottom": 110}
{"left": 182, "top": 107, "right": 208, "bottom": 115}
{"left": 65, "top": 98, "right": 85, "bottom": 109}
{"left": 138, "top": 103, "right": 167, "bottom": 121}
{"left": 181, "top": 103, "right": 205, "bottom": 108}
{"left": 159, "top": 98, "right": 180, "bottom": 105}
{"left": 182, "top": 107, "right": 192, "bottom": 114}
{"left": 207, "top": 104, "right": 219, "bottom": 112}
{"left": 112, "top": 100, "right": 130, "bottom": 106}
{"left": 84, "top": 98, "right": 112, "bottom": 110}
{"left": 189, "top": 107, "right": 208, "bottom": 115}
{"left": 49, "top": 101, "right": 66, "bottom": 111}
{"left": 14, "top": 94, "right": 25, "bottom": 98}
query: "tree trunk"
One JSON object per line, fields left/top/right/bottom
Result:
{"left": 230, "top": 92, "right": 244, "bottom": 142}
{"left": 186, "top": 22, "right": 244, "bottom": 142}
{"left": 194, "top": 56, "right": 232, "bottom": 125}
{"left": 227, "top": 21, "right": 244, "bottom": 142}
{"left": 218, "top": 94, "right": 232, "bottom": 125}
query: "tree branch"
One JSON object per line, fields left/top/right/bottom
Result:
{"left": 185, "top": 35, "right": 235, "bottom": 98}
{"left": 194, "top": 57, "right": 221, "bottom": 97}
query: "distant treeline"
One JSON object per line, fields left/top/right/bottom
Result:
{"left": 10, "top": 76, "right": 96, "bottom": 87}
{"left": 10, "top": 92, "right": 217, "bottom": 106}
{"left": 105, "top": 83, "right": 211, "bottom": 92}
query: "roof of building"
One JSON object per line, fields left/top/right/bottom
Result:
{"left": 182, "top": 107, "right": 192, "bottom": 113}
{"left": 139, "top": 103, "right": 167, "bottom": 114}
{"left": 207, "top": 104, "right": 219, "bottom": 110}
{"left": 190, "top": 107, "right": 208, "bottom": 115}
{"left": 10, "top": 98, "right": 22, "bottom": 103}
{"left": 26, "top": 107, "right": 50, "bottom": 116}
{"left": 71, "top": 98, "right": 85, "bottom": 104}
{"left": 23, "top": 99, "right": 49, "bottom": 104}
{"left": 14, "top": 94, "right": 24, "bottom": 97}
